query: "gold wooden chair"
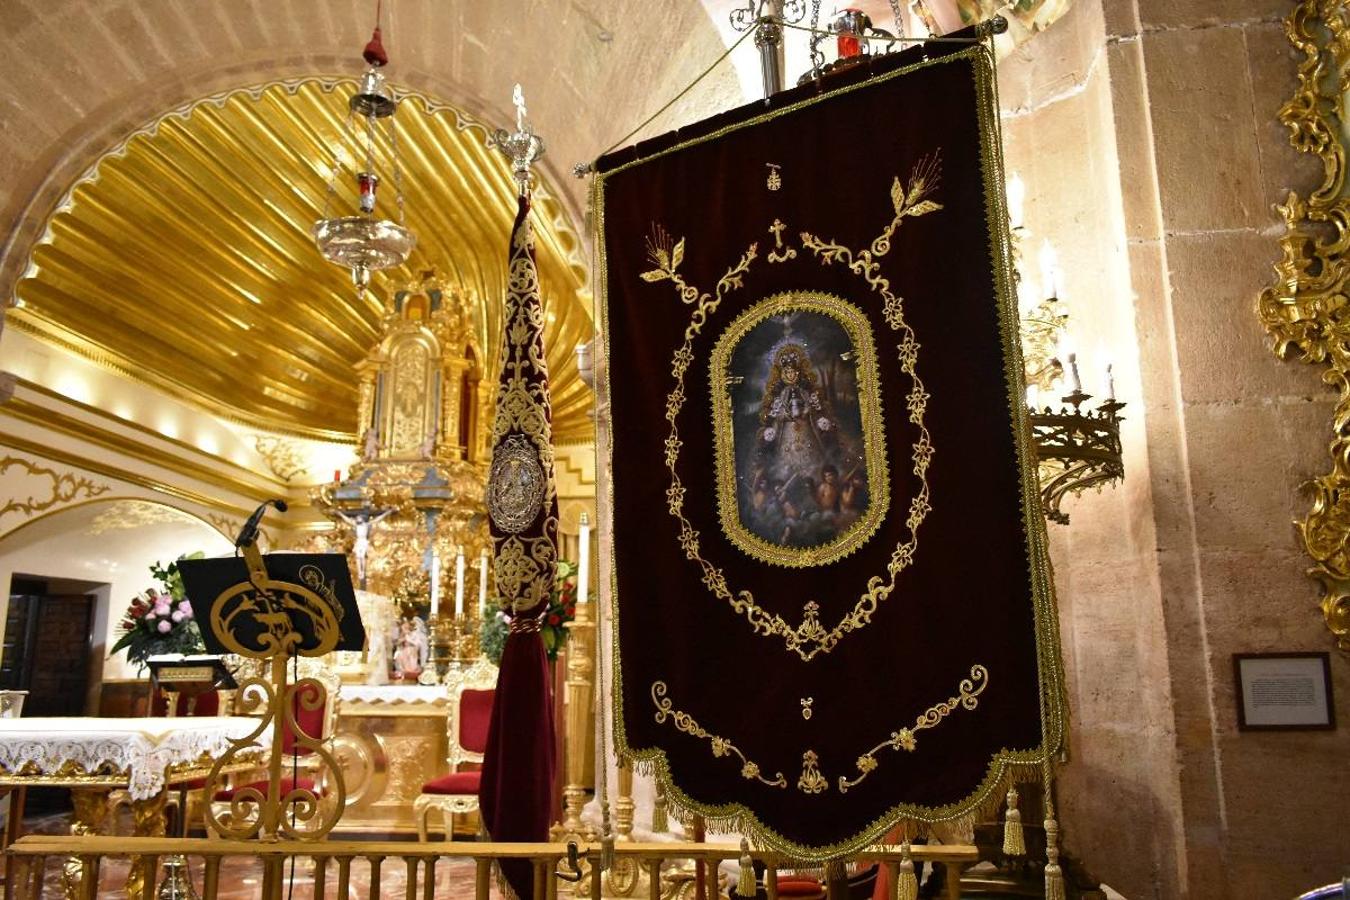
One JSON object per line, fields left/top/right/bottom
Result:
{"left": 413, "top": 657, "right": 498, "bottom": 840}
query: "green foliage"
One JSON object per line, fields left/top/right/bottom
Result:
{"left": 480, "top": 559, "right": 579, "bottom": 664}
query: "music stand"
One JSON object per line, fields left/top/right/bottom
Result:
{"left": 174, "top": 547, "right": 363, "bottom": 841}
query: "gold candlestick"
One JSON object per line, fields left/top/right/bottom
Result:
{"left": 420, "top": 614, "right": 454, "bottom": 685}
{"left": 561, "top": 600, "right": 595, "bottom": 838}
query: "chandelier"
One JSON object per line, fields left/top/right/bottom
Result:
{"left": 313, "top": 10, "right": 416, "bottom": 293}
{"left": 1009, "top": 176, "right": 1126, "bottom": 525}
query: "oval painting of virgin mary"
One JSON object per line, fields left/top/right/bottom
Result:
{"left": 710, "top": 291, "right": 888, "bottom": 568}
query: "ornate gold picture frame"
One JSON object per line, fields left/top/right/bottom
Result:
{"left": 1258, "top": 0, "right": 1350, "bottom": 652}
{"left": 709, "top": 291, "right": 890, "bottom": 568}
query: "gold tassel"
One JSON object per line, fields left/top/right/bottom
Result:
{"left": 896, "top": 841, "right": 919, "bottom": 900}
{"left": 651, "top": 786, "right": 668, "bottom": 834}
{"left": 1044, "top": 816, "right": 1066, "bottom": 900}
{"left": 1002, "top": 786, "right": 1025, "bottom": 856}
{"left": 736, "top": 838, "right": 756, "bottom": 897}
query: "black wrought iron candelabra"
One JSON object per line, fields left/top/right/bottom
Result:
{"left": 1029, "top": 388, "right": 1126, "bottom": 525}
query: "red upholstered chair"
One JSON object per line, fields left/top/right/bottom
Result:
{"left": 209, "top": 666, "right": 340, "bottom": 834}
{"left": 414, "top": 657, "right": 498, "bottom": 840}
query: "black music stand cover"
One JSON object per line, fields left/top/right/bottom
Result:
{"left": 177, "top": 553, "right": 364, "bottom": 655}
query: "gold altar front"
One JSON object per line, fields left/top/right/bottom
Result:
{"left": 330, "top": 687, "right": 470, "bottom": 835}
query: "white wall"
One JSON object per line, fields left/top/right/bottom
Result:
{"left": 0, "top": 499, "right": 232, "bottom": 683}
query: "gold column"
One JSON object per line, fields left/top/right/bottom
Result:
{"left": 61, "top": 788, "right": 109, "bottom": 900}
{"left": 441, "top": 359, "right": 470, "bottom": 459}
{"left": 124, "top": 790, "right": 167, "bottom": 900}
{"left": 561, "top": 597, "right": 595, "bottom": 838}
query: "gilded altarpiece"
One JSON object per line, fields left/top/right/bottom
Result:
{"left": 596, "top": 40, "right": 1065, "bottom": 858}
{"left": 310, "top": 273, "right": 494, "bottom": 834}
{"left": 1260, "top": 0, "right": 1350, "bottom": 653}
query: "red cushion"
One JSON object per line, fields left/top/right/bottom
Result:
{"left": 776, "top": 877, "right": 825, "bottom": 897}
{"left": 213, "top": 775, "right": 318, "bottom": 801}
{"left": 458, "top": 689, "right": 494, "bottom": 754}
{"left": 282, "top": 682, "right": 327, "bottom": 756}
{"left": 420, "top": 771, "right": 480, "bottom": 795}
{"left": 168, "top": 776, "right": 207, "bottom": 790}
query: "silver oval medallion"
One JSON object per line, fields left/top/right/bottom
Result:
{"left": 488, "top": 434, "right": 546, "bottom": 534}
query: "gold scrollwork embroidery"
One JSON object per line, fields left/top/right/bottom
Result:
{"left": 650, "top": 154, "right": 942, "bottom": 661}
{"left": 797, "top": 750, "right": 828, "bottom": 794}
{"left": 652, "top": 682, "right": 787, "bottom": 789}
{"left": 709, "top": 291, "right": 889, "bottom": 567}
{"left": 766, "top": 163, "right": 782, "bottom": 191}
{"left": 492, "top": 209, "right": 561, "bottom": 613}
{"left": 800, "top": 697, "right": 813, "bottom": 720}
{"left": 767, "top": 219, "right": 797, "bottom": 263}
{"left": 0, "top": 456, "right": 110, "bottom": 521}
{"left": 838, "top": 665, "right": 989, "bottom": 794}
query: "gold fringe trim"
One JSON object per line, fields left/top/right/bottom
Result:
{"left": 736, "top": 838, "right": 756, "bottom": 897}
{"left": 896, "top": 842, "right": 919, "bottom": 900}
{"left": 651, "top": 783, "right": 669, "bottom": 834}
{"left": 623, "top": 747, "right": 1047, "bottom": 863}
{"left": 1044, "top": 816, "right": 1066, "bottom": 900}
{"left": 1002, "top": 786, "right": 1025, "bottom": 856}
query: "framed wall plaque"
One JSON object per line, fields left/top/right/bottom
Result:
{"left": 1233, "top": 652, "right": 1335, "bottom": 731}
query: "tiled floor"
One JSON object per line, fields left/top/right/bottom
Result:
{"left": 13, "top": 811, "right": 501, "bottom": 898}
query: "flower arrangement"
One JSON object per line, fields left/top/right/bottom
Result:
{"left": 479, "top": 559, "right": 578, "bottom": 664}
{"left": 110, "top": 552, "right": 206, "bottom": 671}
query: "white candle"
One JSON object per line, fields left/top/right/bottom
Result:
{"left": 454, "top": 547, "right": 466, "bottom": 618}
{"left": 430, "top": 550, "right": 440, "bottom": 617}
{"left": 1038, "top": 240, "right": 1059, "bottom": 299}
{"left": 1006, "top": 173, "right": 1025, "bottom": 230}
{"left": 513, "top": 83, "right": 526, "bottom": 131}
{"left": 479, "top": 548, "right": 489, "bottom": 615}
{"left": 577, "top": 512, "right": 591, "bottom": 605}
{"left": 1106, "top": 362, "right": 1115, "bottom": 400}
{"left": 1068, "top": 352, "right": 1082, "bottom": 393}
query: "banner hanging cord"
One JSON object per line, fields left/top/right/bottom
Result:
{"left": 582, "top": 18, "right": 1002, "bottom": 171}
{"left": 591, "top": 27, "right": 755, "bottom": 162}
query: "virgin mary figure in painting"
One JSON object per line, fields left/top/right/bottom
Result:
{"left": 757, "top": 343, "right": 837, "bottom": 486}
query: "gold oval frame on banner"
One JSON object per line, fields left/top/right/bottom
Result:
{"left": 708, "top": 290, "right": 890, "bottom": 568}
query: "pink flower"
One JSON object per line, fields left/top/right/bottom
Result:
{"left": 156, "top": 620, "right": 172, "bottom": 634}
{"left": 144, "top": 610, "right": 157, "bottom": 621}
{"left": 170, "top": 611, "right": 184, "bottom": 623}
{"left": 177, "top": 600, "right": 192, "bottom": 617}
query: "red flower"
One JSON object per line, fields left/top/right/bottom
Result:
{"left": 548, "top": 614, "right": 561, "bottom": 626}
{"left": 565, "top": 605, "right": 575, "bottom": 617}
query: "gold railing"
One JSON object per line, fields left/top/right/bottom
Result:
{"left": 4, "top": 836, "right": 977, "bottom": 900}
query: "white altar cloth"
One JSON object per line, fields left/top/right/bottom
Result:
{"left": 0, "top": 716, "right": 263, "bottom": 800}
{"left": 339, "top": 684, "right": 447, "bottom": 707}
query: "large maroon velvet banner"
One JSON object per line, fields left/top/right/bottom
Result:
{"left": 480, "top": 196, "right": 559, "bottom": 898}
{"left": 595, "top": 42, "right": 1065, "bottom": 858}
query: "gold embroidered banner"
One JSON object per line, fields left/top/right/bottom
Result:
{"left": 595, "top": 40, "right": 1066, "bottom": 858}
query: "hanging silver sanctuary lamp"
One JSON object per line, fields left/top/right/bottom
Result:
{"left": 313, "top": 11, "right": 416, "bottom": 294}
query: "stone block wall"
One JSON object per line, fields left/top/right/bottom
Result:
{"left": 1002, "top": 1, "right": 1349, "bottom": 896}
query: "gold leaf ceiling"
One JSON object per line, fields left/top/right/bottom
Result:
{"left": 10, "top": 78, "right": 594, "bottom": 443}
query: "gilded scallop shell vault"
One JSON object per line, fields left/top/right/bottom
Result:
{"left": 10, "top": 78, "right": 593, "bottom": 442}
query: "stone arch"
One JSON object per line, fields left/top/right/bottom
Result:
{"left": 0, "top": 0, "right": 744, "bottom": 304}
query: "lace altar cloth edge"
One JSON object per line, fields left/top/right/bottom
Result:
{"left": 0, "top": 716, "right": 265, "bottom": 800}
